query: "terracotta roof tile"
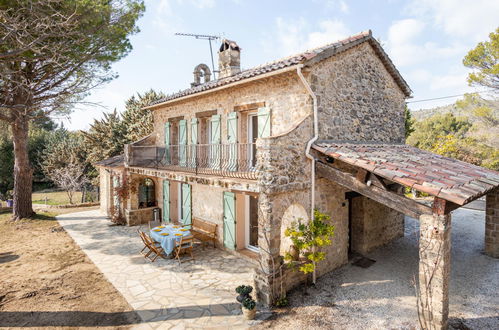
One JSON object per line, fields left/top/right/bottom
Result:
{"left": 313, "top": 142, "right": 499, "bottom": 205}
{"left": 147, "top": 30, "right": 411, "bottom": 107}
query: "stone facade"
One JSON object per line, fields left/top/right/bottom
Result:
{"left": 309, "top": 42, "right": 406, "bottom": 142}
{"left": 98, "top": 38, "right": 410, "bottom": 306}
{"left": 350, "top": 196, "right": 405, "bottom": 254}
{"left": 485, "top": 188, "right": 499, "bottom": 258}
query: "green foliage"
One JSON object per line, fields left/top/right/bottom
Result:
{"left": 235, "top": 285, "right": 253, "bottom": 296}
{"left": 407, "top": 97, "right": 499, "bottom": 171}
{"left": 275, "top": 296, "right": 289, "bottom": 307}
{"left": 83, "top": 110, "right": 129, "bottom": 165}
{"left": 284, "top": 210, "right": 335, "bottom": 276}
{"left": 242, "top": 297, "right": 256, "bottom": 310}
{"left": 463, "top": 27, "right": 499, "bottom": 91}
{"left": 404, "top": 105, "right": 415, "bottom": 139}
{"left": 406, "top": 113, "right": 472, "bottom": 150}
{"left": 122, "top": 89, "right": 166, "bottom": 141}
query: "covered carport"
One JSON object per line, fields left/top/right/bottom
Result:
{"left": 312, "top": 142, "right": 499, "bottom": 330}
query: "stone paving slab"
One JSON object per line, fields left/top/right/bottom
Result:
{"left": 57, "top": 210, "right": 258, "bottom": 329}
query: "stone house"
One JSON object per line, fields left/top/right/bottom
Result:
{"left": 96, "top": 31, "right": 499, "bottom": 329}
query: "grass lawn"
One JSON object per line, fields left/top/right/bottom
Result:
{"left": 32, "top": 191, "right": 83, "bottom": 205}
{"left": 0, "top": 208, "right": 139, "bottom": 328}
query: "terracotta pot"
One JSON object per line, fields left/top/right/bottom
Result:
{"left": 289, "top": 245, "right": 299, "bottom": 261}
{"left": 242, "top": 306, "right": 256, "bottom": 320}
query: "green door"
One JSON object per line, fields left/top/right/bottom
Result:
{"left": 181, "top": 183, "right": 192, "bottom": 228}
{"left": 227, "top": 112, "right": 238, "bottom": 172}
{"left": 223, "top": 191, "right": 236, "bottom": 250}
{"left": 162, "top": 180, "right": 170, "bottom": 223}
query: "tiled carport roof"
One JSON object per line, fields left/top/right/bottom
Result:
{"left": 313, "top": 142, "right": 499, "bottom": 206}
{"left": 146, "top": 30, "right": 411, "bottom": 108}
{"left": 94, "top": 154, "right": 124, "bottom": 168}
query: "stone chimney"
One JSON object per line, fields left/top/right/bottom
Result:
{"left": 218, "top": 39, "right": 240, "bottom": 79}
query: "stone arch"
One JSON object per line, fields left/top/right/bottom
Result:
{"left": 192, "top": 63, "right": 211, "bottom": 87}
{"left": 279, "top": 203, "right": 309, "bottom": 256}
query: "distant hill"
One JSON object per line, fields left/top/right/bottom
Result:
{"left": 409, "top": 96, "right": 499, "bottom": 149}
{"left": 411, "top": 98, "right": 499, "bottom": 123}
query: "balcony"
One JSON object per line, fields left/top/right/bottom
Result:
{"left": 126, "top": 143, "right": 259, "bottom": 180}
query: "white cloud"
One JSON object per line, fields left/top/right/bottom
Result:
{"left": 407, "top": 0, "right": 499, "bottom": 41}
{"left": 270, "top": 17, "right": 352, "bottom": 56}
{"left": 386, "top": 18, "right": 465, "bottom": 67}
{"left": 324, "top": 0, "right": 349, "bottom": 14}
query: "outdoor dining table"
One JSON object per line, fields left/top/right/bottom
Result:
{"left": 149, "top": 224, "right": 192, "bottom": 255}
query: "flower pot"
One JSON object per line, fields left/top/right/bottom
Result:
{"left": 289, "top": 244, "right": 299, "bottom": 261}
{"left": 242, "top": 306, "right": 256, "bottom": 320}
{"left": 6, "top": 199, "right": 13, "bottom": 207}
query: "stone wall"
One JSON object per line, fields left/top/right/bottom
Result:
{"left": 314, "top": 178, "right": 349, "bottom": 275}
{"left": 192, "top": 183, "right": 225, "bottom": 246}
{"left": 485, "top": 188, "right": 499, "bottom": 258}
{"left": 351, "top": 196, "right": 405, "bottom": 255}
{"left": 99, "top": 167, "right": 110, "bottom": 216}
{"left": 152, "top": 71, "right": 312, "bottom": 146}
{"left": 309, "top": 42, "right": 406, "bottom": 143}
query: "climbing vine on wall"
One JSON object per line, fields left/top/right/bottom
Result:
{"left": 284, "top": 210, "right": 335, "bottom": 284}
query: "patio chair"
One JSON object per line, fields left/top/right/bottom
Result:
{"left": 173, "top": 235, "right": 195, "bottom": 265}
{"left": 137, "top": 229, "right": 151, "bottom": 257}
{"left": 142, "top": 232, "right": 166, "bottom": 262}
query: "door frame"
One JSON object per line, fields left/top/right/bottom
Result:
{"left": 245, "top": 195, "right": 259, "bottom": 252}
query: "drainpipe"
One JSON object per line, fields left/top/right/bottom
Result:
{"left": 297, "top": 64, "right": 318, "bottom": 221}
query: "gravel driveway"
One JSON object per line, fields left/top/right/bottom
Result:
{"left": 258, "top": 208, "right": 499, "bottom": 329}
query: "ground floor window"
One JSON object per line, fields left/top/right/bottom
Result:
{"left": 138, "top": 178, "right": 156, "bottom": 208}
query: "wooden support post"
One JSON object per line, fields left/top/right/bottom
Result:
{"left": 316, "top": 162, "right": 432, "bottom": 219}
{"left": 418, "top": 212, "right": 451, "bottom": 329}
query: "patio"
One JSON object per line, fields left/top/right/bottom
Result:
{"left": 57, "top": 210, "right": 258, "bottom": 329}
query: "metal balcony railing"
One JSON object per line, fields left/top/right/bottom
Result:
{"left": 127, "top": 143, "right": 258, "bottom": 180}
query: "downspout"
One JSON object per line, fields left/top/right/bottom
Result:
{"left": 296, "top": 64, "right": 318, "bottom": 221}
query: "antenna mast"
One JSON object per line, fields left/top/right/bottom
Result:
{"left": 175, "top": 33, "right": 221, "bottom": 79}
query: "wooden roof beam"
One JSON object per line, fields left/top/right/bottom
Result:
{"left": 316, "top": 162, "right": 433, "bottom": 219}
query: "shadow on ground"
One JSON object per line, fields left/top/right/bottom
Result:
{"left": 0, "top": 303, "right": 241, "bottom": 327}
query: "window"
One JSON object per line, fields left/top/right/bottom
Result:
{"left": 248, "top": 113, "right": 258, "bottom": 167}
{"left": 138, "top": 178, "right": 156, "bottom": 208}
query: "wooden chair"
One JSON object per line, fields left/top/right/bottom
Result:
{"left": 137, "top": 229, "right": 152, "bottom": 257}
{"left": 143, "top": 232, "right": 166, "bottom": 262}
{"left": 174, "top": 235, "right": 195, "bottom": 265}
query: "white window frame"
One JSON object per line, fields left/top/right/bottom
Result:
{"left": 247, "top": 113, "right": 258, "bottom": 168}
{"left": 245, "top": 195, "right": 259, "bottom": 252}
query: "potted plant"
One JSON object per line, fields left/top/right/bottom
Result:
{"left": 235, "top": 285, "right": 253, "bottom": 303}
{"left": 241, "top": 297, "right": 256, "bottom": 320}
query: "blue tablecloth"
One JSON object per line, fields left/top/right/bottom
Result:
{"left": 149, "top": 224, "right": 191, "bottom": 255}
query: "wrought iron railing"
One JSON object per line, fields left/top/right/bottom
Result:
{"left": 127, "top": 143, "right": 258, "bottom": 180}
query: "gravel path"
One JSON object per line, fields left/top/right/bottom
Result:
{"left": 258, "top": 208, "right": 499, "bottom": 329}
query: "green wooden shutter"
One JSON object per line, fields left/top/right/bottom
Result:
{"left": 163, "top": 180, "right": 170, "bottom": 223}
{"left": 179, "top": 120, "right": 187, "bottom": 166}
{"left": 164, "top": 122, "right": 171, "bottom": 164}
{"left": 181, "top": 183, "right": 192, "bottom": 228}
{"left": 210, "top": 114, "right": 221, "bottom": 169}
{"left": 257, "top": 107, "right": 271, "bottom": 138}
{"left": 210, "top": 114, "right": 221, "bottom": 143}
{"left": 191, "top": 118, "right": 198, "bottom": 168}
{"left": 227, "top": 112, "right": 238, "bottom": 171}
{"left": 223, "top": 191, "right": 236, "bottom": 250}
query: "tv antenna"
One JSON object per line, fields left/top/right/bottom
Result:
{"left": 175, "top": 33, "right": 222, "bottom": 79}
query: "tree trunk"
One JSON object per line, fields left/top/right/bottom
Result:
{"left": 11, "top": 114, "right": 34, "bottom": 220}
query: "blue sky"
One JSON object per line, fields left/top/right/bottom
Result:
{"left": 60, "top": 0, "right": 499, "bottom": 130}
